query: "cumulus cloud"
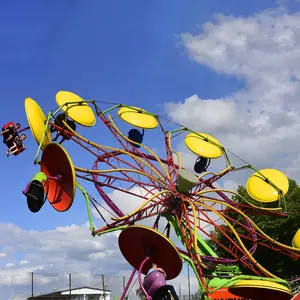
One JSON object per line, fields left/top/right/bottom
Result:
{"left": 0, "top": 222, "right": 127, "bottom": 299}
{"left": 0, "top": 186, "right": 195, "bottom": 299}
{"left": 5, "top": 5, "right": 300, "bottom": 300}
{"left": 92, "top": 186, "right": 168, "bottom": 229}
{"left": 166, "top": 95, "right": 239, "bottom": 134}
{"left": 0, "top": 221, "right": 197, "bottom": 299}
{"left": 166, "top": 8, "right": 300, "bottom": 185}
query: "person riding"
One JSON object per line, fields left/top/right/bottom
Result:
{"left": 2, "top": 122, "right": 20, "bottom": 144}
{"left": 50, "top": 113, "right": 76, "bottom": 144}
{"left": 144, "top": 263, "right": 179, "bottom": 300}
{"left": 6, "top": 134, "right": 26, "bottom": 157}
{"left": 147, "top": 263, "right": 167, "bottom": 277}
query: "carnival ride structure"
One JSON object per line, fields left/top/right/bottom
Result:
{"left": 5, "top": 90, "right": 300, "bottom": 300}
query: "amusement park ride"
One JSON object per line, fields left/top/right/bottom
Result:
{"left": 3, "top": 91, "right": 300, "bottom": 300}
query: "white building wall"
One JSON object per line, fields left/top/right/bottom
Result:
{"left": 60, "top": 288, "right": 110, "bottom": 300}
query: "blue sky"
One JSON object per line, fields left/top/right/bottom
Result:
{"left": 1, "top": 0, "right": 300, "bottom": 298}
{"left": 0, "top": 0, "right": 287, "bottom": 230}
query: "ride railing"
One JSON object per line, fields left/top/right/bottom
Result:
{"left": 180, "top": 293, "right": 199, "bottom": 300}
{"left": 0, "top": 272, "right": 148, "bottom": 300}
{"left": 289, "top": 275, "right": 300, "bottom": 295}
{"left": 7, "top": 92, "right": 300, "bottom": 299}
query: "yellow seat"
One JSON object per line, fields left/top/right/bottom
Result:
{"left": 56, "top": 90, "right": 96, "bottom": 127}
{"left": 185, "top": 132, "right": 223, "bottom": 159}
{"left": 25, "top": 97, "right": 52, "bottom": 150}
{"left": 292, "top": 229, "right": 300, "bottom": 249}
{"left": 246, "top": 169, "right": 289, "bottom": 202}
{"left": 229, "top": 279, "right": 292, "bottom": 300}
{"left": 118, "top": 106, "right": 158, "bottom": 129}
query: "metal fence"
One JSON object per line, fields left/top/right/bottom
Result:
{"left": 289, "top": 275, "right": 300, "bottom": 295}
{"left": 9, "top": 271, "right": 299, "bottom": 299}
{"left": 0, "top": 272, "right": 142, "bottom": 300}
{"left": 0, "top": 271, "right": 195, "bottom": 300}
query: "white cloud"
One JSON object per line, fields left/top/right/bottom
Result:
{"left": 166, "top": 95, "right": 239, "bottom": 134}
{"left": 5, "top": 5, "right": 300, "bottom": 300}
{"left": 0, "top": 221, "right": 198, "bottom": 299}
{"left": 0, "top": 184, "right": 198, "bottom": 298}
{"left": 0, "top": 222, "right": 129, "bottom": 299}
{"left": 92, "top": 186, "right": 167, "bottom": 229}
{"left": 165, "top": 8, "right": 300, "bottom": 187}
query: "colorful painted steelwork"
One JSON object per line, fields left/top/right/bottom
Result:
{"left": 5, "top": 90, "right": 300, "bottom": 300}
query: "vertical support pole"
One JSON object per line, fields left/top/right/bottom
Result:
{"left": 187, "top": 264, "right": 191, "bottom": 300}
{"left": 122, "top": 275, "right": 126, "bottom": 299}
{"left": 31, "top": 272, "right": 34, "bottom": 300}
{"left": 69, "top": 272, "right": 72, "bottom": 300}
{"left": 102, "top": 273, "right": 105, "bottom": 300}
{"left": 179, "top": 284, "right": 181, "bottom": 300}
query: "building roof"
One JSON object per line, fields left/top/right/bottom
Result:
{"left": 28, "top": 286, "right": 111, "bottom": 299}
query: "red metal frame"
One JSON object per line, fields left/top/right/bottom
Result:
{"left": 49, "top": 106, "right": 300, "bottom": 291}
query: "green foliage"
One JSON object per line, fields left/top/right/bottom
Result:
{"left": 209, "top": 179, "right": 300, "bottom": 278}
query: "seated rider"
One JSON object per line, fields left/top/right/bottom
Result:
{"left": 6, "top": 134, "right": 26, "bottom": 157}
{"left": 2, "top": 122, "right": 20, "bottom": 144}
{"left": 50, "top": 113, "right": 76, "bottom": 144}
{"left": 147, "top": 263, "right": 167, "bottom": 277}
{"left": 144, "top": 263, "right": 179, "bottom": 300}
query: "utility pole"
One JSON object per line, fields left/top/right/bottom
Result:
{"left": 123, "top": 275, "right": 127, "bottom": 300}
{"left": 69, "top": 272, "right": 72, "bottom": 300}
{"left": 31, "top": 272, "right": 34, "bottom": 300}
{"left": 179, "top": 284, "right": 181, "bottom": 300}
{"left": 187, "top": 264, "right": 191, "bottom": 300}
{"left": 102, "top": 273, "right": 105, "bottom": 300}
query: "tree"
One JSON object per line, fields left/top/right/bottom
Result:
{"left": 208, "top": 178, "right": 300, "bottom": 278}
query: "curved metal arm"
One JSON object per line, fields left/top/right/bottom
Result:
{"left": 138, "top": 256, "right": 151, "bottom": 300}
